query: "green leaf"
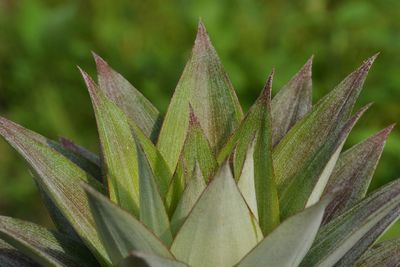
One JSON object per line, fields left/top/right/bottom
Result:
{"left": 274, "top": 55, "right": 376, "bottom": 219}
{"left": 271, "top": 57, "right": 313, "bottom": 147}
{"left": 322, "top": 125, "right": 394, "bottom": 224}
{"left": 129, "top": 120, "right": 172, "bottom": 198}
{"left": 157, "top": 21, "right": 243, "bottom": 172}
{"left": 83, "top": 184, "right": 173, "bottom": 265}
{"left": 165, "top": 162, "right": 186, "bottom": 216}
{"left": 353, "top": 238, "right": 400, "bottom": 267}
{"left": 80, "top": 68, "right": 140, "bottom": 216}
{"left": 301, "top": 179, "right": 400, "bottom": 267}
{"left": 94, "top": 53, "right": 161, "bottom": 142}
{"left": 0, "top": 239, "right": 39, "bottom": 267}
{"left": 217, "top": 72, "right": 273, "bottom": 178}
{"left": 118, "top": 251, "right": 188, "bottom": 267}
{"left": 171, "top": 162, "right": 262, "bottom": 267}
{"left": 171, "top": 163, "right": 206, "bottom": 235}
{"left": 0, "top": 116, "right": 109, "bottom": 265}
{"left": 182, "top": 108, "right": 218, "bottom": 182}
{"left": 0, "top": 216, "right": 97, "bottom": 267}
{"left": 237, "top": 198, "right": 330, "bottom": 267}
{"left": 136, "top": 141, "right": 173, "bottom": 246}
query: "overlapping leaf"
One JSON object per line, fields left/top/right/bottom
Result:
{"left": 182, "top": 109, "right": 217, "bottom": 182}
{"left": 273, "top": 56, "right": 376, "bottom": 219}
{"left": 170, "top": 163, "right": 206, "bottom": 235}
{"left": 59, "top": 137, "right": 100, "bottom": 167}
{"left": 119, "top": 251, "right": 188, "bottom": 267}
{"left": 353, "top": 238, "right": 400, "bottom": 267}
{"left": 157, "top": 21, "right": 243, "bottom": 172}
{"left": 0, "top": 116, "right": 109, "bottom": 265}
{"left": 271, "top": 57, "right": 313, "bottom": 147}
{"left": 301, "top": 179, "right": 400, "bottom": 266}
{"left": 0, "top": 216, "right": 97, "bottom": 267}
{"left": 322, "top": 125, "right": 394, "bottom": 224}
{"left": 237, "top": 197, "right": 330, "bottom": 267}
{"left": 83, "top": 185, "right": 173, "bottom": 265}
{"left": 0, "top": 239, "right": 39, "bottom": 267}
{"left": 136, "top": 141, "right": 172, "bottom": 245}
{"left": 94, "top": 53, "right": 162, "bottom": 142}
{"left": 171, "top": 162, "right": 262, "bottom": 267}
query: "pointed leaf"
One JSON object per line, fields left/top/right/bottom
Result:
{"left": 301, "top": 179, "right": 400, "bottom": 267}
{"left": 238, "top": 142, "right": 258, "bottom": 220}
{"left": 0, "top": 239, "right": 39, "bottom": 267}
{"left": 81, "top": 69, "right": 140, "bottom": 215}
{"left": 165, "top": 162, "right": 186, "bottom": 216}
{"left": 136, "top": 141, "right": 172, "bottom": 245}
{"left": 217, "top": 72, "right": 273, "bottom": 178}
{"left": 59, "top": 137, "right": 100, "bottom": 167}
{"left": 0, "top": 117, "right": 109, "bottom": 265}
{"left": 83, "top": 185, "right": 173, "bottom": 265}
{"left": 237, "top": 198, "right": 330, "bottom": 267}
{"left": 171, "top": 162, "right": 262, "bottom": 267}
{"left": 182, "top": 109, "right": 218, "bottom": 182}
{"left": 353, "top": 238, "right": 400, "bottom": 267}
{"left": 0, "top": 216, "right": 97, "bottom": 267}
{"left": 271, "top": 57, "right": 313, "bottom": 146}
{"left": 157, "top": 21, "right": 243, "bottom": 172}
{"left": 322, "top": 125, "right": 394, "bottom": 224}
{"left": 94, "top": 53, "right": 161, "bottom": 142}
{"left": 171, "top": 163, "right": 206, "bottom": 235}
{"left": 273, "top": 58, "right": 375, "bottom": 218}
{"left": 119, "top": 251, "right": 188, "bottom": 267}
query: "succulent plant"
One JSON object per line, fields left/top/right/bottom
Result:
{"left": 0, "top": 21, "right": 399, "bottom": 267}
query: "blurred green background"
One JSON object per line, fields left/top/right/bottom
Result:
{"left": 0, "top": 0, "right": 399, "bottom": 238}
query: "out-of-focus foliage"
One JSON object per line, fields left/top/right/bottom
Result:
{"left": 0, "top": 0, "right": 399, "bottom": 236}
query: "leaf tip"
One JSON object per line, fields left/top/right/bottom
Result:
{"left": 260, "top": 69, "right": 274, "bottom": 101}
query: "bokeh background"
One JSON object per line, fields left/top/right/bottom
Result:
{"left": 0, "top": 0, "right": 400, "bottom": 239}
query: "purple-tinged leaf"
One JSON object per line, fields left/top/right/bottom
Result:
{"left": 0, "top": 216, "right": 97, "bottom": 267}
{"left": 353, "top": 238, "right": 400, "bottom": 267}
{"left": 83, "top": 185, "right": 174, "bottom": 266}
{"left": 274, "top": 56, "right": 377, "bottom": 219}
{"left": 0, "top": 116, "right": 109, "bottom": 265}
{"left": 0, "top": 239, "right": 39, "bottom": 267}
{"left": 157, "top": 20, "right": 243, "bottom": 172}
{"left": 322, "top": 125, "right": 395, "bottom": 224}
{"left": 300, "top": 179, "right": 400, "bottom": 267}
{"left": 182, "top": 108, "right": 217, "bottom": 182}
{"left": 59, "top": 137, "right": 100, "bottom": 167}
{"left": 93, "top": 53, "right": 161, "bottom": 142}
{"left": 80, "top": 68, "right": 140, "bottom": 216}
{"left": 271, "top": 57, "right": 313, "bottom": 147}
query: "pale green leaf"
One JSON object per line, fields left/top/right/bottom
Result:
{"left": 80, "top": 68, "right": 140, "bottom": 216}
{"left": 171, "top": 162, "right": 262, "bottom": 267}
{"left": 0, "top": 239, "right": 39, "bottom": 267}
{"left": 136, "top": 141, "right": 172, "bottom": 245}
{"left": 94, "top": 53, "right": 161, "bottom": 142}
{"left": 271, "top": 57, "right": 313, "bottom": 147}
{"left": 238, "top": 142, "right": 258, "bottom": 221}
{"left": 274, "top": 55, "right": 376, "bottom": 219}
{"left": 83, "top": 185, "right": 173, "bottom": 265}
{"left": 118, "top": 251, "right": 188, "bottom": 267}
{"left": 165, "top": 162, "right": 186, "bottom": 217}
{"left": 0, "top": 116, "right": 109, "bottom": 265}
{"left": 157, "top": 21, "right": 243, "bottom": 172}
{"left": 237, "top": 198, "right": 330, "bottom": 267}
{"left": 322, "top": 125, "right": 394, "bottom": 224}
{"left": 353, "top": 238, "right": 400, "bottom": 267}
{"left": 0, "top": 216, "right": 97, "bottom": 267}
{"left": 171, "top": 163, "right": 206, "bottom": 235}
{"left": 301, "top": 179, "right": 400, "bottom": 267}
